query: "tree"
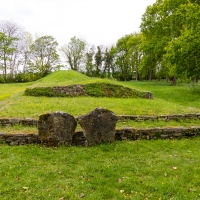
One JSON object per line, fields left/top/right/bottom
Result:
{"left": 126, "top": 33, "right": 142, "bottom": 81}
{"left": 103, "top": 46, "right": 115, "bottom": 78}
{"left": 163, "top": 3, "right": 200, "bottom": 82}
{"left": 140, "top": 0, "right": 200, "bottom": 84}
{"left": 85, "top": 45, "right": 95, "bottom": 76}
{"left": 20, "top": 32, "right": 33, "bottom": 73}
{"left": 0, "top": 32, "right": 18, "bottom": 79}
{"left": 113, "top": 34, "right": 142, "bottom": 81}
{"left": 0, "top": 20, "right": 25, "bottom": 77}
{"left": 94, "top": 45, "right": 104, "bottom": 77}
{"left": 29, "top": 35, "right": 60, "bottom": 76}
{"left": 60, "top": 36, "right": 86, "bottom": 71}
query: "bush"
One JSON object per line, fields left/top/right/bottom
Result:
{"left": 0, "top": 76, "right": 5, "bottom": 83}
{"left": 15, "top": 73, "right": 42, "bottom": 82}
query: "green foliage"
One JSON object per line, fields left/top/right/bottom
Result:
{"left": 0, "top": 76, "right": 5, "bottom": 83}
{"left": 24, "top": 87, "right": 54, "bottom": 97}
{"left": 0, "top": 31, "right": 18, "bottom": 79}
{"left": 84, "top": 83, "right": 147, "bottom": 98}
{"left": 14, "top": 72, "right": 42, "bottom": 82}
{"left": 84, "top": 83, "right": 105, "bottom": 97}
{"left": 140, "top": 0, "right": 200, "bottom": 82}
{"left": 113, "top": 33, "right": 142, "bottom": 81}
{"left": 60, "top": 36, "right": 86, "bottom": 71}
{"left": 29, "top": 35, "right": 60, "bottom": 76}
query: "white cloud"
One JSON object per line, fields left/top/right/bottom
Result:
{"left": 0, "top": 0, "right": 156, "bottom": 46}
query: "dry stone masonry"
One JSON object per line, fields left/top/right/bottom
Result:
{"left": 1, "top": 126, "right": 200, "bottom": 146}
{"left": 0, "top": 109, "right": 200, "bottom": 147}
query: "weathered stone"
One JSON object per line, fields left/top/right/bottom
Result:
{"left": 38, "top": 111, "right": 77, "bottom": 146}
{"left": 78, "top": 108, "right": 118, "bottom": 146}
{"left": 144, "top": 92, "right": 153, "bottom": 99}
{"left": 72, "top": 131, "right": 87, "bottom": 146}
{"left": 9, "top": 141, "right": 19, "bottom": 146}
{"left": 9, "top": 118, "right": 20, "bottom": 125}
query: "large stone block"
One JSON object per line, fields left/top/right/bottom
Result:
{"left": 78, "top": 108, "right": 118, "bottom": 146}
{"left": 38, "top": 111, "right": 77, "bottom": 146}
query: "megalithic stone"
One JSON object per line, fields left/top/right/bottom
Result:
{"left": 78, "top": 108, "right": 118, "bottom": 146}
{"left": 38, "top": 111, "right": 77, "bottom": 147}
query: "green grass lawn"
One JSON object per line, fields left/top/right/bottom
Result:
{"left": 0, "top": 70, "right": 200, "bottom": 119}
{"left": 1, "top": 139, "right": 200, "bottom": 199}
{"left": 1, "top": 70, "right": 200, "bottom": 199}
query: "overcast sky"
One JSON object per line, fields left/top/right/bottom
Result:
{"left": 0, "top": 0, "right": 156, "bottom": 47}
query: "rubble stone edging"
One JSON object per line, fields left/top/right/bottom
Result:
{"left": 0, "top": 126, "right": 200, "bottom": 146}
{"left": 0, "top": 113, "right": 200, "bottom": 127}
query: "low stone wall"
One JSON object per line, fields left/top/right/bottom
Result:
{"left": 1, "top": 113, "right": 200, "bottom": 127}
{"left": 115, "top": 126, "right": 200, "bottom": 140}
{"left": 0, "top": 133, "right": 40, "bottom": 146}
{"left": 52, "top": 85, "right": 87, "bottom": 96}
{"left": 1, "top": 126, "right": 200, "bottom": 146}
{"left": 117, "top": 113, "right": 200, "bottom": 121}
{"left": 0, "top": 118, "right": 37, "bottom": 126}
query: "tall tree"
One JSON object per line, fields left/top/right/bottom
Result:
{"left": 20, "top": 32, "right": 33, "bottom": 73}
{"left": 94, "top": 45, "right": 104, "bottom": 76}
{"left": 0, "top": 32, "right": 18, "bottom": 79}
{"left": 127, "top": 33, "right": 142, "bottom": 81}
{"left": 113, "top": 34, "right": 142, "bottom": 81}
{"left": 85, "top": 45, "right": 95, "bottom": 76}
{"left": 29, "top": 35, "right": 60, "bottom": 76}
{"left": 163, "top": 3, "right": 200, "bottom": 81}
{"left": 140, "top": 0, "right": 200, "bottom": 83}
{"left": 0, "top": 20, "right": 25, "bottom": 77}
{"left": 103, "top": 46, "right": 115, "bottom": 78}
{"left": 60, "top": 36, "right": 86, "bottom": 71}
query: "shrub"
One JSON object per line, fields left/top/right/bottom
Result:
{"left": 0, "top": 76, "right": 5, "bottom": 83}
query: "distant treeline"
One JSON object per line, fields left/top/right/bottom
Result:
{"left": 1, "top": 0, "right": 200, "bottom": 84}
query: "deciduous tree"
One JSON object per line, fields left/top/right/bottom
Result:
{"left": 60, "top": 36, "right": 86, "bottom": 71}
{"left": 29, "top": 35, "right": 60, "bottom": 76}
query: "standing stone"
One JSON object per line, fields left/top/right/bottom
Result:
{"left": 78, "top": 108, "right": 118, "bottom": 146}
{"left": 38, "top": 111, "right": 77, "bottom": 147}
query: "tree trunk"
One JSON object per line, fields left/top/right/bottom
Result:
{"left": 166, "top": 75, "right": 169, "bottom": 83}
{"left": 172, "top": 76, "right": 177, "bottom": 85}
{"left": 148, "top": 70, "right": 152, "bottom": 81}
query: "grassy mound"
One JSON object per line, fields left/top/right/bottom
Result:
{"left": 24, "top": 83, "right": 152, "bottom": 98}
{"left": 31, "top": 70, "right": 111, "bottom": 87}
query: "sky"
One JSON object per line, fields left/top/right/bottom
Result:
{"left": 0, "top": 0, "right": 156, "bottom": 47}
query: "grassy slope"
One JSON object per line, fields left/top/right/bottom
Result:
{"left": 30, "top": 70, "right": 114, "bottom": 87}
{"left": 0, "top": 70, "right": 200, "bottom": 119}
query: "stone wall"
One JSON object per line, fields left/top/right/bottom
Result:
{"left": 52, "top": 85, "right": 87, "bottom": 96}
{"left": 0, "top": 133, "right": 40, "bottom": 146}
{"left": 0, "top": 118, "right": 37, "bottom": 126}
{"left": 1, "top": 110, "right": 200, "bottom": 147}
{"left": 1, "top": 126, "right": 200, "bottom": 146}
{"left": 116, "top": 113, "right": 200, "bottom": 121}
{"left": 1, "top": 113, "right": 200, "bottom": 127}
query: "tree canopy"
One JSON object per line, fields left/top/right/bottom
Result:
{"left": 140, "top": 0, "right": 200, "bottom": 83}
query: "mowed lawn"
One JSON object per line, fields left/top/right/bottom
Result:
{"left": 0, "top": 70, "right": 200, "bottom": 119}
{"left": 1, "top": 139, "right": 200, "bottom": 200}
{"left": 0, "top": 70, "right": 200, "bottom": 199}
